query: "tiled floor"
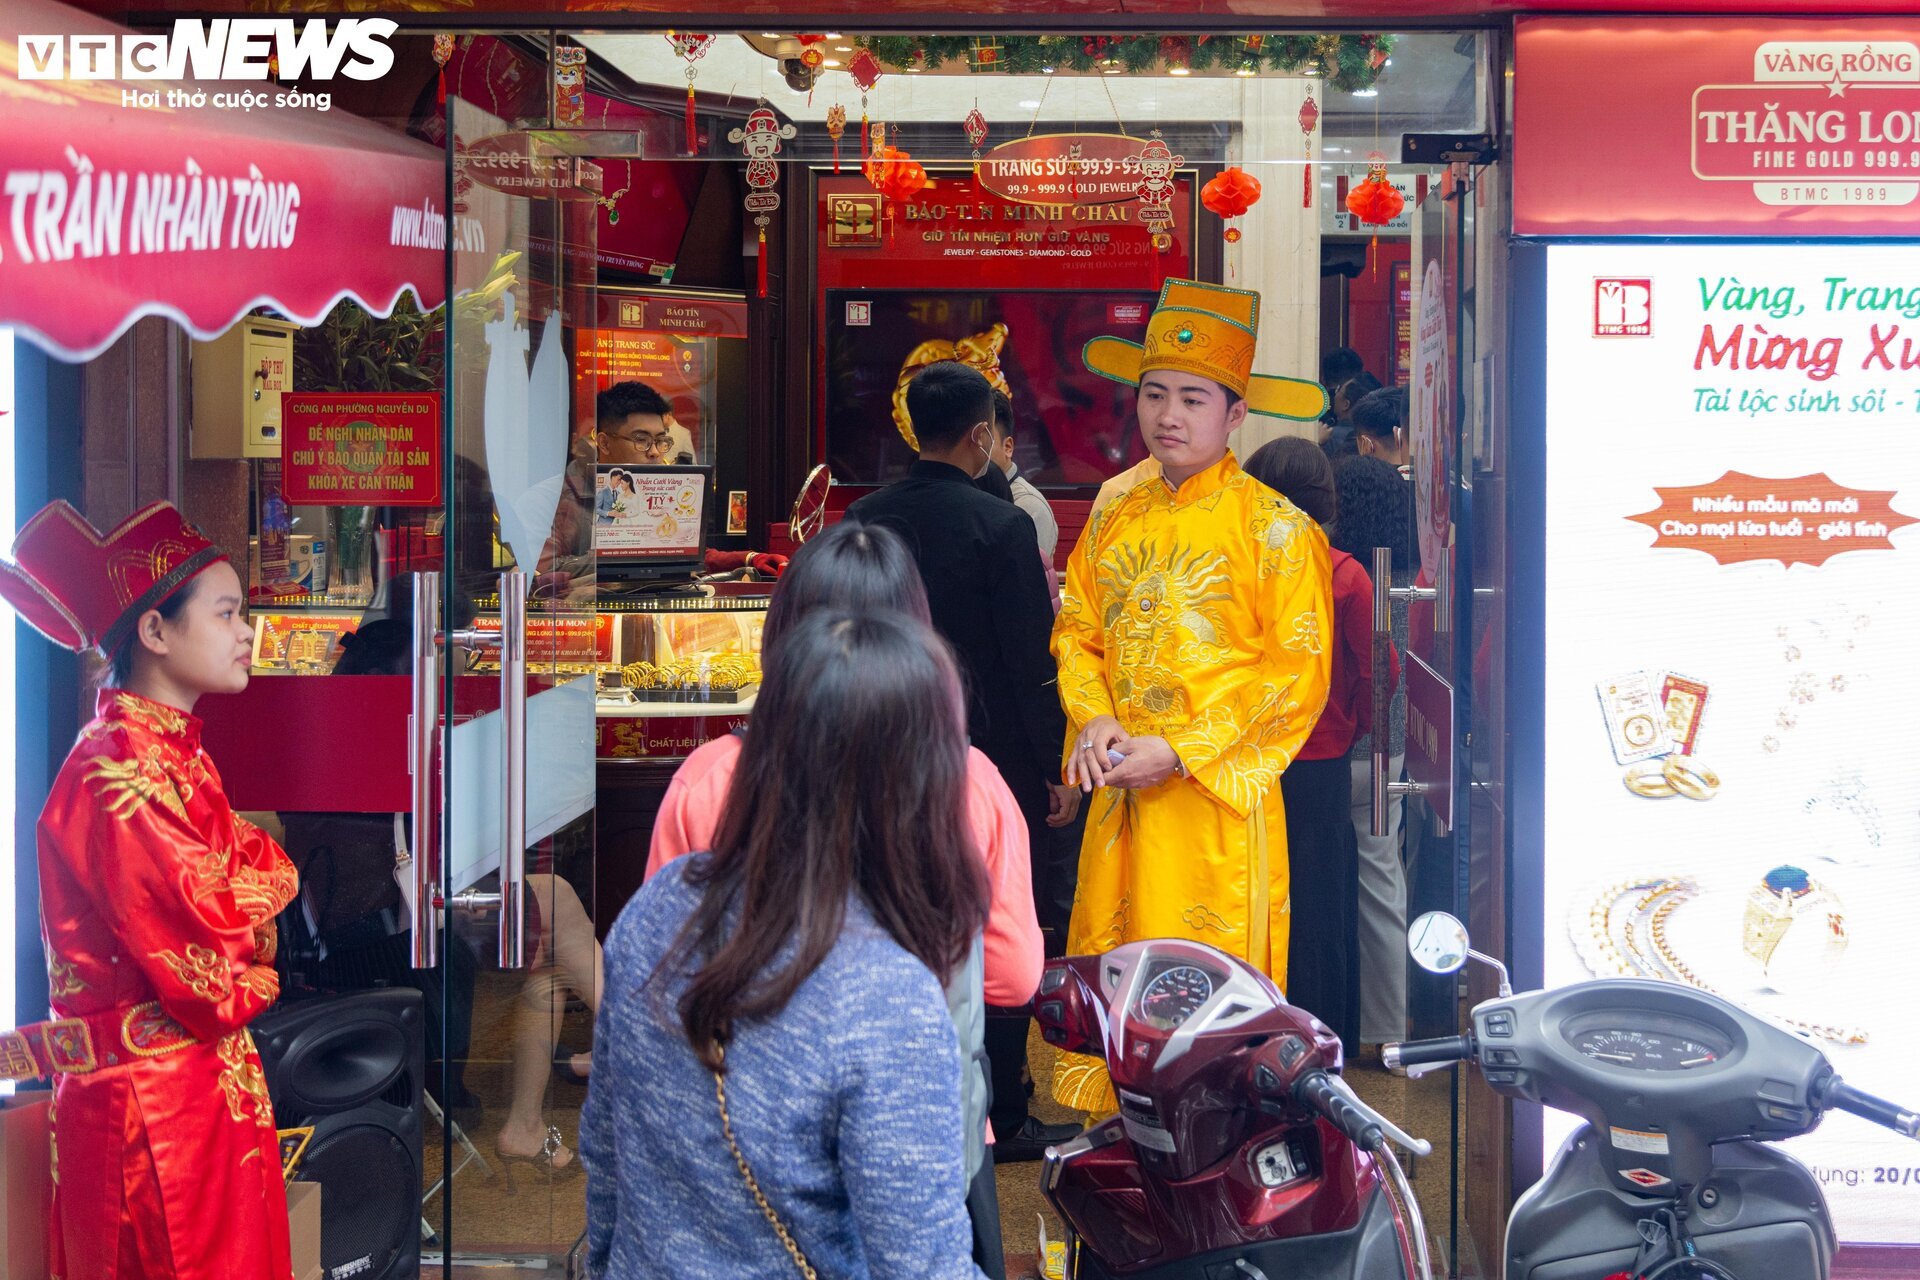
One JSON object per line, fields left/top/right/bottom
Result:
{"left": 420, "top": 974, "right": 1477, "bottom": 1278}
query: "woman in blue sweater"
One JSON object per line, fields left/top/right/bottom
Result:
{"left": 582, "top": 609, "right": 992, "bottom": 1279}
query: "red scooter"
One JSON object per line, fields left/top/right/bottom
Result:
{"left": 1034, "top": 938, "right": 1432, "bottom": 1280}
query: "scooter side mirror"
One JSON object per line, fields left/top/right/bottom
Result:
{"left": 1407, "top": 912, "right": 1471, "bottom": 975}
{"left": 1033, "top": 956, "right": 1109, "bottom": 1058}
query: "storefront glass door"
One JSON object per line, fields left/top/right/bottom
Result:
{"left": 431, "top": 93, "right": 600, "bottom": 1270}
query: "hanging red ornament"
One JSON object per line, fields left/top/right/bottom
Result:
{"left": 667, "top": 32, "right": 715, "bottom": 153}
{"left": 1345, "top": 155, "right": 1405, "bottom": 278}
{"left": 729, "top": 102, "right": 796, "bottom": 299}
{"left": 432, "top": 34, "right": 455, "bottom": 106}
{"left": 1345, "top": 157, "right": 1405, "bottom": 226}
{"left": 864, "top": 128, "right": 927, "bottom": 245}
{"left": 1202, "top": 167, "right": 1261, "bottom": 278}
{"left": 553, "top": 44, "right": 587, "bottom": 126}
{"left": 1368, "top": 36, "right": 1390, "bottom": 71}
{"left": 798, "top": 34, "right": 826, "bottom": 71}
{"left": 826, "top": 104, "right": 847, "bottom": 173}
{"left": 1159, "top": 35, "right": 1190, "bottom": 71}
{"left": 1298, "top": 88, "right": 1320, "bottom": 209}
{"left": 1202, "top": 166, "right": 1262, "bottom": 219}
{"left": 964, "top": 103, "right": 989, "bottom": 174}
{"left": 849, "top": 49, "right": 883, "bottom": 157}
{"left": 1127, "top": 130, "right": 1185, "bottom": 253}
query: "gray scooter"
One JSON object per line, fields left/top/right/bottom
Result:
{"left": 1383, "top": 912, "right": 1919, "bottom": 1280}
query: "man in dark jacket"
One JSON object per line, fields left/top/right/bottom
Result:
{"left": 849, "top": 360, "right": 1082, "bottom": 1160}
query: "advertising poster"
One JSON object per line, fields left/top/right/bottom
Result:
{"left": 282, "top": 394, "right": 443, "bottom": 507}
{"left": 1543, "top": 243, "right": 1920, "bottom": 1243}
{"left": 594, "top": 467, "right": 705, "bottom": 560}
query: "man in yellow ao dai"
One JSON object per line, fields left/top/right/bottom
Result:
{"left": 1053, "top": 279, "right": 1335, "bottom": 1111}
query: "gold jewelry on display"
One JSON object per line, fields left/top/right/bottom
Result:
{"left": 1575, "top": 878, "right": 1865, "bottom": 1047}
{"left": 1622, "top": 760, "right": 1678, "bottom": 798}
{"left": 1620, "top": 754, "right": 1719, "bottom": 800}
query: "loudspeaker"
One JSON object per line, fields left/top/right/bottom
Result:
{"left": 253, "top": 989, "right": 424, "bottom": 1280}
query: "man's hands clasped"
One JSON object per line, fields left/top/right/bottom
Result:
{"left": 1065, "top": 716, "right": 1183, "bottom": 793}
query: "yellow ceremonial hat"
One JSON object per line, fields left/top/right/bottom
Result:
{"left": 1083, "top": 278, "right": 1328, "bottom": 421}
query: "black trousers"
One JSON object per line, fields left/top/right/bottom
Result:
{"left": 1281, "top": 755, "right": 1362, "bottom": 1055}
{"left": 978, "top": 739, "right": 1055, "bottom": 1139}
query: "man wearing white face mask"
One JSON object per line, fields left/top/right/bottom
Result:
{"left": 850, "top": 361, "right": 1083, "bottom": 1161}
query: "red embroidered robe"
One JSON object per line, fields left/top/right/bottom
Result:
{"left": 37, "top": 691, "right": 298, "bottom": 1280}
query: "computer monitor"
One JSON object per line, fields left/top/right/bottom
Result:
{"left": 594, "top": 464, "right": 711, "bottom": 587}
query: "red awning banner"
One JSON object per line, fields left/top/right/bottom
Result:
{"left": 0, "top": 0, "right": 450, "bottom": 360}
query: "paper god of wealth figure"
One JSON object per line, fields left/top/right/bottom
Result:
{"left": 1051, "top": 279, "right": 1334, "bottom": 1113}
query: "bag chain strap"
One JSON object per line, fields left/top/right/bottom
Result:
{"left": 713, "top": 1042, "right": 817, "bottom": 1280}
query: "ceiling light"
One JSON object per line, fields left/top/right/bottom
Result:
{"left": 1169, "top": 66, "right": 1191, "bottom": 76}
{"left": 823, "top": 58, "right": 841, "bottom": 67}
{"left": 1384, "top": 59, "right": 1393, "bottom": 66}
{"left": 761, "top": 32, "right": 781, "bottom": 38}
{"left": 1234, "top": 67, "right": 1256, "bottom": 77}
{"left": 834, "top": 45, "right": 853, "bottom": 52}
{"left": 907, "top": 65, "right": 922, "bottom": 72}
{"left": 1351, "top": 88, "right": 1378, "bottom": 97}
{"left": 824, "top": 31, "right": 843, "bottom": 38}
{"left": 1018, "top": 99, "right": 1041, "bottom": 109}
{"left": 1103, "top": 64, "right": 1123, "bottom": 75}
{"left": 1041, "top": 66, "right": 1056, "bottom": 74}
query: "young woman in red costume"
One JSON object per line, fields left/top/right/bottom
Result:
{"left": 0, "top": 501, "right": 296, "bottom": 1280}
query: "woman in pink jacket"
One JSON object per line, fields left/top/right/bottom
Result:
{"left": 646, "top": 519, "right": 1043, "bottom": 1278}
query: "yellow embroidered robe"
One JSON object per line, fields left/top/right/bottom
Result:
{"left": 1051, "top": 452, "right": 1333, "bottom": 1110}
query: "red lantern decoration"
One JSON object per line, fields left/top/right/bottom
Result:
{"left": 1202, "top": 167, "right": 1262, "bottom": 219}
{"left": 865, "top": 138, "right": 927, "bottom": 244}
{"left": 1345, "top": 156, "right": 1405, "bottom": 277}
{"left": 1345, "top": 158, "right": 1405, "bottom": 226}
{"left": 798, "top": 34, "right": 826, "bottom": 71}
{"left": 1202, "top": 167, "right": 1261, "bottom": 278}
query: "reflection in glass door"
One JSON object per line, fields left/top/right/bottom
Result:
{"left": 430, "top": 94, "right": 600, "bottom": 1269}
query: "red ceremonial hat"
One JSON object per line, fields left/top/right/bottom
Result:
{"left": 0, "top": 501, "right": 227, "bottom": 656}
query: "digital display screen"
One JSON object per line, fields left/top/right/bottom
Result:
{"left": 1542, "top": 244, "right": 1920, "bottom": 1244}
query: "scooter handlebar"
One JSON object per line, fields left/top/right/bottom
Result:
{"left": 1820, "top": 1077, "right": 1920, "bottom": 1139}
{"left": 1295, "top": 1070, "right": 1386, "bottom": 1154}
{"left": 1381, "top": 1035, "right": 1475, "bottom": 1072}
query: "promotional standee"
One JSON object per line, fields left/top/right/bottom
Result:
{"left": 1514, "top": 18, "right": 1920, "bottom": 1255}
{"left": 1541, "top": 243, "right": 1920, "bottom": 1243}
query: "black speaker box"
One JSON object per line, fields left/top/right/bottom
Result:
{"left": 253, "top": 988, "right": 424, "bottom": 1280}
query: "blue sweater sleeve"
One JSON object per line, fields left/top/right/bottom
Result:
{"left": 581, "top": 909, "right": 635, "bottom": 1277}
{"left": 831, "top": 965, "right": 988, "bottom": 1280}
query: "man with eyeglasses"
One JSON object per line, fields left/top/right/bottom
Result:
{"left": 595, "top": 381, "right": 678, "bottom": 465}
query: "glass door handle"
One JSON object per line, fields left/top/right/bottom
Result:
{"left": 497, "top": 570, "right": 530, "bottom": 970}
{"left": 1370, "top": 548, "right": 1396, "bottom": 838}
{"left": 408, "top": 571, "right": 442, "bottom": 969}
{"left": 1369, "top": 547, "right": 1443, "bottom": 836}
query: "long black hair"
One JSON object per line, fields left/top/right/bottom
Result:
{"left": 664, "top": 609, "right": 989, "bottom": 1070}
